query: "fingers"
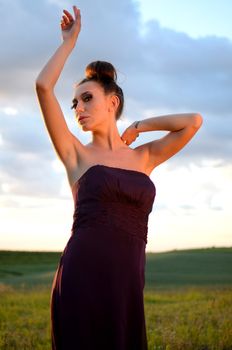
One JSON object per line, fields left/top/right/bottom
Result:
{"left": 73, "top": 5, "right": 81, "bottom": 21}
{"left": 61, "top": 6, "right": 80, "bottom": 29}
{"left": 63, "top": 9, "right": 74, "bottom": 21}
{"left": 121, "top": 137, "right": 138, "bottom": 145}
{"left": 62, "top": 15, "right": 69, "bottom": 25}
{"left": 62, "top": 10, "right": 74, "bottom": 27}
{"left": 60, "top": 22, "right": 65, "bottom": 30}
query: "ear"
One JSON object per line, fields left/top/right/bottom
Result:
{"left": 109, "top": 94, "right": 120, "bottom": 113}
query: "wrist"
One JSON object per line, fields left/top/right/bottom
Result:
{"left": 62, "top": 38, "right": 76, "bottom": 51}
{"left": 134, "top": 120, "right": 141, "bottom": 132}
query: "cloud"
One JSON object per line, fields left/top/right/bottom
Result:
{"left": 0, "top": 110, "right": 63, "bottom": 198}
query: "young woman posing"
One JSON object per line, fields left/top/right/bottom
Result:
{"left": 35, "top": 5, "right": 203, "bottom": 350}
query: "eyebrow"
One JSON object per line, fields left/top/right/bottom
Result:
{"left": 72, "top": 91, "right": 92, "bottom": 103}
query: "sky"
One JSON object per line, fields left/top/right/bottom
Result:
{"left": 0, "top": 0, "right": 231, "bottom": 253}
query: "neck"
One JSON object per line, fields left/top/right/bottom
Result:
{"left": 90, "top": 122, "right": 127, "bottom": 151}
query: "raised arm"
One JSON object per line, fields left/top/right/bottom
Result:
{"left": 35, "top": 6, "right": 81, "bottom": 167}
{"left": 121, "top": 113, "right": 203, "bottom": 170}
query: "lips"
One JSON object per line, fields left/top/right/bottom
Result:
{"left": 78, "top": 116, "right": 89, "bottom": 122}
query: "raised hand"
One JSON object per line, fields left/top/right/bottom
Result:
{"left": 120, "top": 122, "right": 140, "bottom": 146}
{"left": 60, "top": 5, "right": 81, "bottom": 46}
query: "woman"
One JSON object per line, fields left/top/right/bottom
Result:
{"left": 35, "top": 5, "right": 203, "bottom": 350}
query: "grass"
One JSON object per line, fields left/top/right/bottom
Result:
{"left": 145, "top": 247, "right": 232, "bottom": 290}
{"left": 0, "top": 284, "right": 51, "bottom": 349}
{"left": 0, "top": 247, "right": 231, "bottom": 349}
{"left": 145, "top": 286, "right": 232, "bottom": 350}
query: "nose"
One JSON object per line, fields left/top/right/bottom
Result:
{"left": 75, "top": 101, "right": 85, "bottom": 114}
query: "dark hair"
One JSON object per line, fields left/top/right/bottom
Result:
{"left": 78, "top": 61, "right": 124, "bottom": 120}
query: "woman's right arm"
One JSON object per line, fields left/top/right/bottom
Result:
{"left": 35, "top": 6, "right": 81, "bottom": 166}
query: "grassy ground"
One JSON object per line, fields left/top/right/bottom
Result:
{"left": 145, "top": 286, "right": 232, "bottom": 350}
{"left": 0, "top": 247, "right": 231, "bottom": 349}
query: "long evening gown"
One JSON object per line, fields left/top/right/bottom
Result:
{"left": 50, "top": 164, "right": 156, "bottom": 350}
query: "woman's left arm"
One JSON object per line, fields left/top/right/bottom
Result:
{"left": 122, "top": 113, "right": 203, "bottom": 169}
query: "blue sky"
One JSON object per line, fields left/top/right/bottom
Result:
{"left": 0, "top": 0, "right": 231, "bottom": 253}
{"left": 136, "top": 0, "right": 232, "bottom": 39}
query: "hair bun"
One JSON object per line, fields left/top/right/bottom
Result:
{"left": 85, "top": 61, "right": 117, "bottom": 82}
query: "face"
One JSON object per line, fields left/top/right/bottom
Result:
{"left": 72, "top": 81, "right": 115, "bottom": 130}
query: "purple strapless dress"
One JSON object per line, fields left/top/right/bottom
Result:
{"left": 50, "top": 164, "right": 156, "bottom": 350}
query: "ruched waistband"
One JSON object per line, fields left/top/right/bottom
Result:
{"left": 71, "top": 202, "right": 149, "bottom": 244}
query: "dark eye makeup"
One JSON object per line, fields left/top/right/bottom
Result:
{"left": 71, "top": 100, "right": 77, "bottom": 110}
{"left": 71, "top": 93, "right": 93, "bottom": 109}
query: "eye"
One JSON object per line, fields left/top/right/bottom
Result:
{"left": 83, "top": 94, "right": 92, "bottom": 102}
{"left": 71, "top": 100, "right": 77, "bottom": 110}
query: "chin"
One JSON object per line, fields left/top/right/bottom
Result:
{"left": 80, "top": 125, "right": 92, "bottom": 132}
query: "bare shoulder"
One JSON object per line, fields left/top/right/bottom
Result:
{"left": 65, "top": 141, "right": 154, "bottom": 189}
{"left": 133, "top": 143, "right": 155, "bottom": 174}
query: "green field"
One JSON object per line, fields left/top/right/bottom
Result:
{"left": 0, "top": 247, "right": 231, "bottom": 349}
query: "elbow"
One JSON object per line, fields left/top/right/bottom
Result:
{"left": 35, "top": 79, "right": 46, "bottom": 92}
{"left": 192, "top": 113, "right": 203, "bottom": 129}
{"left": 35, "top": 78, "right": 52, "bottom": 93}
{"left": 35, "top": 81, "right": 49, "bottom": 93}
